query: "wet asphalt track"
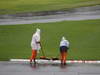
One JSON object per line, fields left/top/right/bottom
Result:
{"left": 0, "top": 5, "right": 100, "bottom": 25}
{"left": 0, "top": 61, "right": 100, "bottom": 75}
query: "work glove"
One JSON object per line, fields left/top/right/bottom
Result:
{"left": 37, "top": 50, "right": 40, "bottom": 53}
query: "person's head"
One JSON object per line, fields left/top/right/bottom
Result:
{"left": 36, "top": 28, "right": 41, "bottom": 35}
{"left": 61, "top": 36, "right": 66, "bottom": 41}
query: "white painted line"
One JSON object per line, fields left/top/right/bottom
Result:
{"left": 10, "top": 59, "right": 100, "bottom": 64}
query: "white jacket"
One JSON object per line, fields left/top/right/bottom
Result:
{"left": 60, "top": 37, "right": 69, "bottom": 48}
{"left": 31, "top": 28, "right": 41, "bottom": 50}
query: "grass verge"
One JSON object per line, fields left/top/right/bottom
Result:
{"left": 0, "top": 19, "right": 100, "bottom": 60}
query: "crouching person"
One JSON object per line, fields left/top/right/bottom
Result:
{"left": 60, "top": 36, "right": 69, "bottom": 65}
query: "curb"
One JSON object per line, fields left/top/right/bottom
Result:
{"left": 10, "top": 59, "right": 100, "bottom": 64}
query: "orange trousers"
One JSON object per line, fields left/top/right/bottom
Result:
{"left": 30, "top": 50, "right": 37, "bottom": 62}
{"left": 60, "top": 51, "right": 67, "bottom": 64}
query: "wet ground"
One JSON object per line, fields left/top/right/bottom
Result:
{"left": 0, "top": 5, "right": 100, "bottom": 25}
{"left": 0, "top": 61, "right": 100, "bottom": 75}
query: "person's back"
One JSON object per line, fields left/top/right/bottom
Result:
{"left": 60, "top": 39, "right": 69, "bottom": 48}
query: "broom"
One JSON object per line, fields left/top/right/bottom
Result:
{"left": 40, "top": 44, "right": 50, "bottom": 60}
{"left": 39, "top": 42, "right": 59, "bottom": 60}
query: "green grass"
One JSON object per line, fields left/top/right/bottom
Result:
{"left": 0, "top": 19, "right": 100, "bottom": 60}
{"left": 0, "top": 0, "right": 100, "bottom": 14}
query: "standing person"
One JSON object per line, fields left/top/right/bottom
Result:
{"left": 30, "top": 28, "right": 41, "bottom": 64}
{"left": 60, "top": 36, "right": 69, "bottom": 65}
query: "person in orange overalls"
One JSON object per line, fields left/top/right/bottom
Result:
{"left": 60, "top": 36, "right": 69, "bottom": 65}
{"left": 30, "top": 28, "right": 41, "bottom": 64}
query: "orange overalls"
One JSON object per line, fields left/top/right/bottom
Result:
{"left": 30, "top": 49, "right": 37, "bottom": 63}
{"left": 60, "top": 51, "right": 67, "bottom": 64}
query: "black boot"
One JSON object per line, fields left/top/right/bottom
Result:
{"left": 34, "top": 59, "right": 36, "bottom": 64}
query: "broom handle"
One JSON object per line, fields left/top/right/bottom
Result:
{"left": 40, "top": 43, "right": 45, "bottom": 56}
